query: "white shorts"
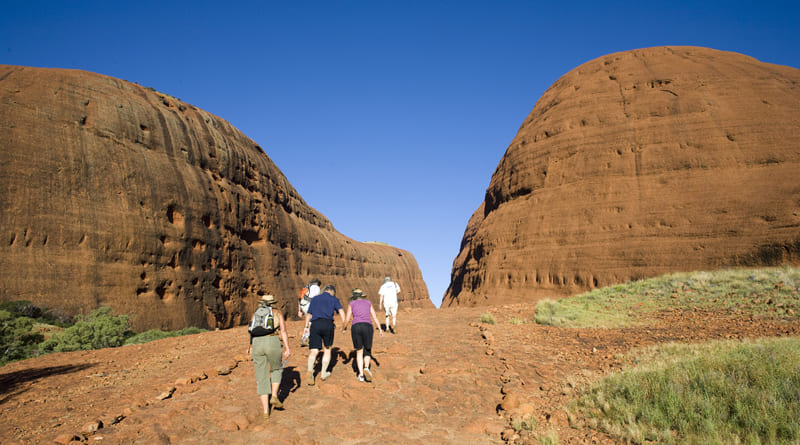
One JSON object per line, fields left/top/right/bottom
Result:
{"left": 384, "top": 304, "right": 398, "bottom": 317}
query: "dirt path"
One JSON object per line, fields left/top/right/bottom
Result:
{"left": 1, "top": 305, "right": 798, "bottom": 444}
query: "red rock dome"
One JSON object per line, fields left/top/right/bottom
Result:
{"left": 445, "top": 46, "right": 800, "bottom": 307}
{"left": 0, "top": 65, "right": 432, "bottom": 330}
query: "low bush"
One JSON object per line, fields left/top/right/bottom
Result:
{"left": 39, "top": 307, "right": 132, "bottom": 353}
{"left": 480, "top": 312, "right": 496, "bottom": 324}
{"left": 0, "top": 310, "right": 44, "bottom": 364}
{"left": 0, "top": 301, "right": 208, "bottom": 365}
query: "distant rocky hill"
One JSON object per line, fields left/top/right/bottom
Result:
{"left": 0, "top": 65, "right": 431, "bottom": 330}
{"left": 445, "top": 46, "right": 800, "bottom": 307}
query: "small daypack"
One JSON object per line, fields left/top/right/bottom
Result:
{"left": 248, "top": 306, "right": 275, "bottom": 336}
{"left": 300, "top": 285, "right": 311, "bottom": 304}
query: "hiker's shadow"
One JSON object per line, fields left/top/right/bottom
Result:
{"left": 341, "top": 350, "right": 380, "bottom": 374}
{"left": 278, "top": 366, "right": 301, "bottom": 400}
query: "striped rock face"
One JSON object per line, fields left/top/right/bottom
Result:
{"left": 0, "top": 66, "right": 431, "bottom": 330}
{"left": 445, "top": 46, "right": 800, "bottom": 307}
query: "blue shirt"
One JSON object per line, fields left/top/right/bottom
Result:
{"left": 307, "top": 292, "right": 343, "bottom": 322}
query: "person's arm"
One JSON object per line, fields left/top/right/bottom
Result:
{"left": 298, "top": 299, "right": 303, "bottom": 318}
{"left": 338, "top": 308, "right": 346, "bottom": 325}
{"left": 370, "top": 305, "right": 384, "bottom": 337}
{"left": 278, "top": 311, "right": 290, "bottom": 359}
{"left": 304, "top": 312, "right": 312, "bottom": 333}
{"left": 379, "top": 293, "right": 384, "bottom": 310}
{"left": 343, "top": 305, "right": 352, "bottom": 331}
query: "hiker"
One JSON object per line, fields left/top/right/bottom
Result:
{"left": 297, "top": 278, "right": 322, "bottom": 318}
{"left": 247, "top": 292, "right": 290, "bottom": 419}
{"left": 303, "top": 284, "right": 346, "bottom": 385}
{"left": 297, "top": 278, "right": 322, "bottom": 346}
{"left": 378, "top": 276, "right": 401, "bottom": 333}
{"left": 342, "top": 288, "right": 383, "bottom": 382}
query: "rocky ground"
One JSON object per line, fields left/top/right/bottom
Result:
{"left": 1, "top": 305, "right": 798, "bottom": 444}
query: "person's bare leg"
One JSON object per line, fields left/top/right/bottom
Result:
{"left": 307, "top": 348, "right": 319, "bottom": 385}
{"left": 321, "top": 346, "right": 332, "bottom": 379}
{"left": 270, "top": 381, "right": 283, "bottom": 408}
{"left": 356, "top": 348, "right": 364, "bottom": 377}
{"left": 260, "top": 394, "right": 270, "bottom": 417}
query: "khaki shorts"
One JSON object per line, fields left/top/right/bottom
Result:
{"left": 384, "top": 304, "right": 398, "bottom": 317}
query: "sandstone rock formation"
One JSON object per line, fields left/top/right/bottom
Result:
{"left": 445, "top": 46, "right": 800, "bottom": 307}
{"left": 0, "top": 65, "right": 431, "bottom": 330}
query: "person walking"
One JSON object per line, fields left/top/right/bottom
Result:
{"left": 247, "top": 293, "right": 290, "bottom": 419}
{"left": 378, "top": 276, "right": 401, "bottom": 333}
{"left": 297, "top": 278, "right": 321, "bottom": 346}
{"left": 342, "top": 288, "right": 383, "bottom": 382}
{"left": 303, "top": 285, "right": 346, "bottom": 385}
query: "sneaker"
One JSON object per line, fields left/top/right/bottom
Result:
{"left": 321, "top": 371, "right": 331, "bottom": 381}
{"left": 364, "top": 368, "right": 373, "bottom": 382}
{"left": 307, "top": 371, "right": 315, "bottom": 386}
{"left": 270, "top": 395, "right": 284, "bottom": 409}
{"left": 358, "top": 374, "right": 365, "bottom": 382}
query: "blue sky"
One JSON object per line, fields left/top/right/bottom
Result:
{"left": 2, "top": 1, "right": 798, "bottom": 307}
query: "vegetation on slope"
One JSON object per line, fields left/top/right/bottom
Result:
{"left": 533, "top": 266, "right": 800, "bottom": 444}
{"left": 1, "top": 301, "right": 206, "bottom": 365}
{"left": 576, "top": 337, "right": 800, "bottom": 444}
{"left": 535, "top": 266, "right": 800, "bottom": 328}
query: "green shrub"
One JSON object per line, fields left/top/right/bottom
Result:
{"left": 480, "top": 312, "right": 496, "bottom": 324}
{"left": 576, "top": 337, "right": 800, "bottom": 444}
{"left": 40, "top": 307, "right": 132, "bottom": 353}
{"left": 0, "top": 310, "right": 44, "bottom": 364}
{"left": 0, "top": 300, "right": 71, "bottom": 326}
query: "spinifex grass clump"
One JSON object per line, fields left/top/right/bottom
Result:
{"left": 480, "top": 312, "right": 497, "bottom": 324}
{"left": 576, "top": 337, "right": 800, "bottom": 444}
{"left": 535, "top": 266, "right": 800, "bottom": 328}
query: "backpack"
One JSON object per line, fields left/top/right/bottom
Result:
{"left": 248, "top": 306, "right": 275, "bottom": 336}
{"left": 299, "top": 285, "right": 311, "bottom": 303}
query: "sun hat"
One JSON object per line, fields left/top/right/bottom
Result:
{"left": 259, "top": 293, "right": 275, "bottom": 304}
{"left": 351, "top": 288, "right": 365, "bottom": 298}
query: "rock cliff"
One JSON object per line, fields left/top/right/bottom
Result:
{"left": 445, "top": 46, "right": 800, "bottom": 307}
{"left": 0, "top": 65, "right": 431, "bottom": 330}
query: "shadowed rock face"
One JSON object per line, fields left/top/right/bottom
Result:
{"left": 0, "top": 65, "right": 432, "bottom": 330}
{"left": 445, "top": 46, "right": 800, "bottom": 307}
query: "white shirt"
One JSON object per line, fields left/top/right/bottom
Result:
{"left": 379, "top": 281, "right": 400, "bottom": 307}
{"left": 308, "top": 284, "right": 321, "bottom": 298}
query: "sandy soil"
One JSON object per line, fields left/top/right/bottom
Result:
{"left": 1, "top": 304, "right": 798, "bottom": 444}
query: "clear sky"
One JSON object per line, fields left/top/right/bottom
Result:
{"left": 2, "top": 1, "right": 798, "bottom": 307}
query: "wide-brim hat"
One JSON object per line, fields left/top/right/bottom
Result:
{"left": 351, "top": 288, "right": 365, "bottom": 298}
{"left": 259, "top": 293, "right": 275, "bottom": 304}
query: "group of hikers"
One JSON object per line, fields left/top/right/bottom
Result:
{"left": 246, "top": 276, "right": 402, "bottom": 418}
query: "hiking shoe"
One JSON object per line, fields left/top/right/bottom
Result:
{"left": 306, "top": 371, "right": 315, "bottom": 386}
{"left": 321, "top": 371, "right": 331, "bottom": 381}
{"left": 358, "top": 374, "right": 365, "bottom": 382}
{"left": 270, "top": 395, "right": 284, "bottom": 409}
{"left": 364, "top": 368, "right": 373, "bottom": 382}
